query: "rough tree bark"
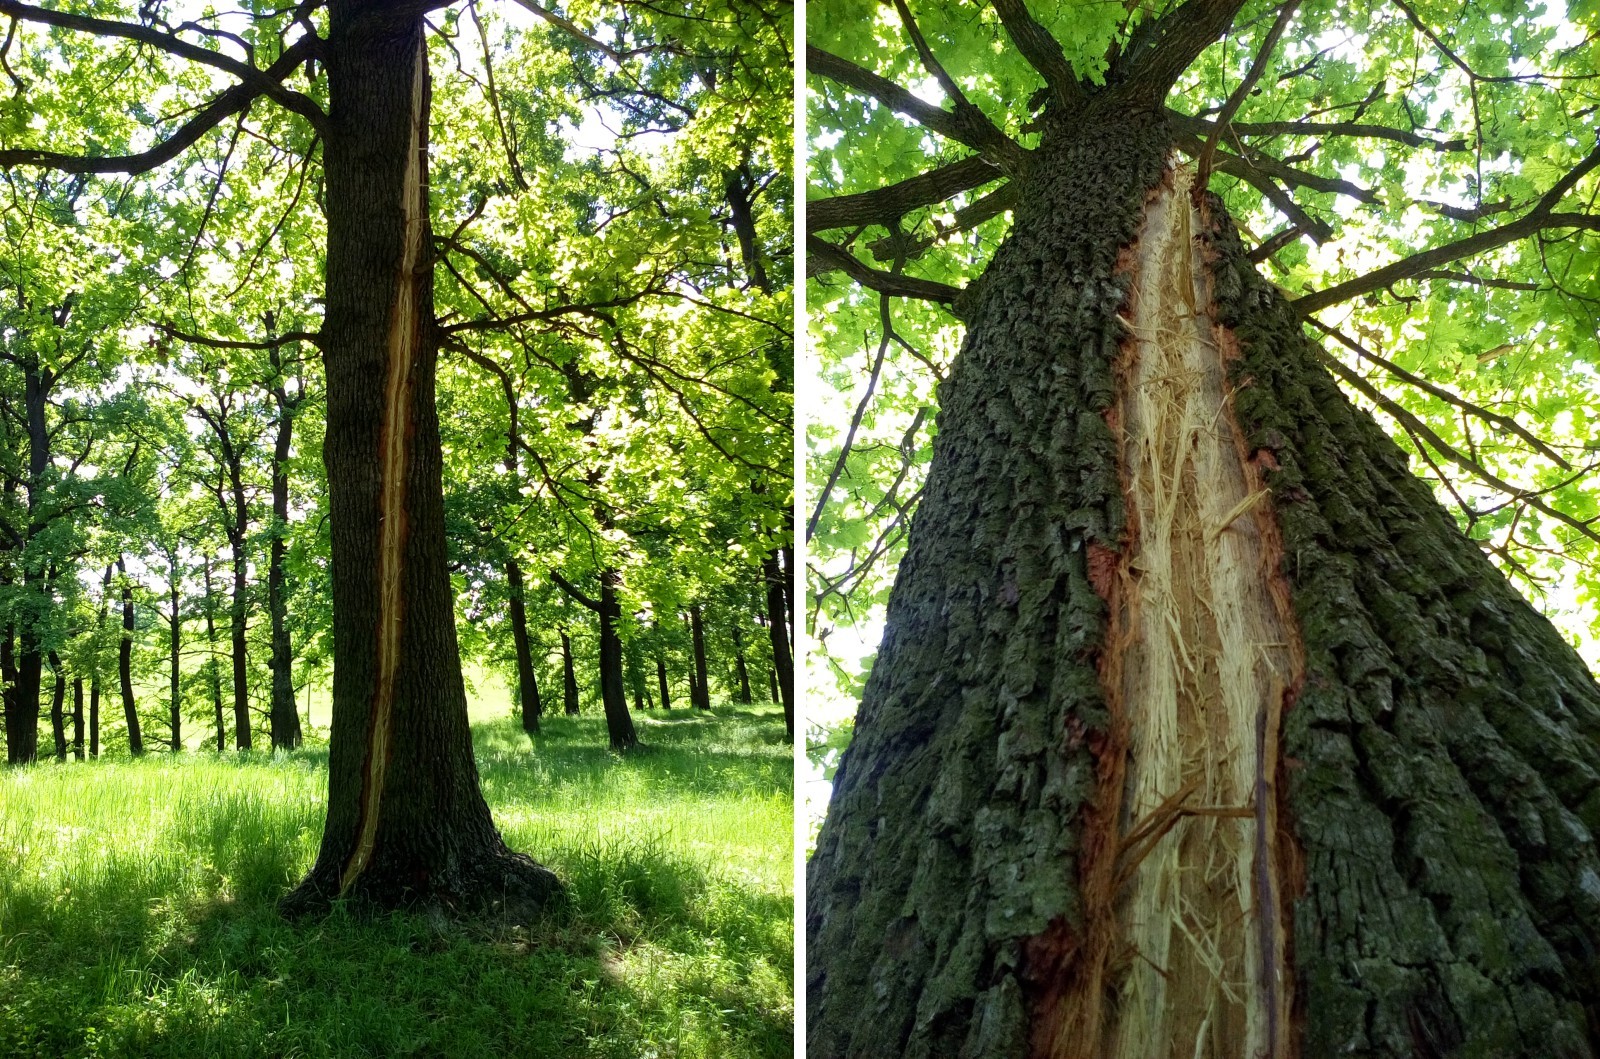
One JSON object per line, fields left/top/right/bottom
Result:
{"left": 281, "top": 1, "right": 558, "bottom": 914}
{"left": 116, "top": 556, "right": 141, "bottom": 756}
{"left": 807, "top": 102, "right": 1600, "bottom": 1058}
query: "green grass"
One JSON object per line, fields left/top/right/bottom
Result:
{"left": 0, "top": 704, "right": 793, "bottom": 1058}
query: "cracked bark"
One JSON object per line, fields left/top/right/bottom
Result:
{"left": 807, "top": 104, "right": 1600, "bottom": 1058}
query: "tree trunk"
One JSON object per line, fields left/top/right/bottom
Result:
{"left": 690, "top": 604, "right": 711, "bottom": 710}
{"left": 116, "top": 557, "right": 142, "bottom": 756}
{"left": 731, "top": 623, "right": 752, "bottom": 705}
{"left": 761, "top": 550, "right": 792, "bottom": 736}
{"left": 204, "top": 556, "right": 224, "bottom": 752}
{"left": 506, "top": 558, "right": 540, "bottom": 735}
{"left": 282, "top": 3, "right": 557, "bottom": 915}
{"left": 767, "top": 665, "right": 778, "bottom": 705}
{"left": 560, "top": 630, "right": 579, "bottom": 716}
{"left": 70, "top": 677, "right": 83, "bottom": 760}
{"left": 48, "top": 651, "right": 64, "bottom": 760}
{"left": 268, "top": 393, "right": 302, "bottom": 750}
{"left": 626, "top": 637, "right": 649, "bottom": 711}
{"left": 656, "top": 654, "right": 671, "bottom": 712}
{"left": 807, "top": 110, "right": 1600, "bottom": 1058}
{"left": 230, "top": 530, "right": 251, "bottom": 751}
{"left": 597, "top": 569, "right": 636, "bottom": 749}
{"left": 169, "top": 569, "right": 182, "bottom": 753}
{"left": 0, "top": 622, "right": 19, "bottom": 764}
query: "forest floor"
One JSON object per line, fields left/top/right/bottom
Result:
{"left": 0, "top": 704, "right": 793, "bottom": 1058}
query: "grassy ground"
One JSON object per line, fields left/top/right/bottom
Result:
{"left": 0, "top": 704, "right": 793, "bottom": 1058}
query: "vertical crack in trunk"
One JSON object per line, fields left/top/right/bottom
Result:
{"left": 340, "top": 35, "right": 427, "bottom": 896}
{"left": 1067, "top": 166, "right": 1303, "bottom": 1058}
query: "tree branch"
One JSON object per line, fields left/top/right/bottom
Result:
{"left": 807, "top": 44, "right": 1026, "bottom": 172}
{"left": 807, "top": 234, "right": 963, "bottom": 307}
{"left": 988, "top": 0, "right": 1083, "bottom": 107}
{"left": 549, "top": 569, "right": 601, "bottom": 612}
{"left": 808, "top": 155, "right": 1002, "bottom": 232}
{"left": 0, "top": 35, "right": 320, "bottom": 173}
{"left": 1198, "top": 0, "right": 1301, "bottom": 181}
{"left": 1113, "top": 0, "right": 1250, "bottom": 103}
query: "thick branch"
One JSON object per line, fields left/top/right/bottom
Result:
{"left": 0, "top": 4, "right": 325, "bottom": 132}
{"left": 989, "top": 0, "right": 1082, "bottom": 107}
{"left": 807, "top": 45, "right": 1026, "bottom": 172}
{"left": 0, "top": 35, "right": 320, "bottom": 173}
{"left": 807, "top": 234, "right": 963, "bottom": 306}
{"left": 808, "top": 155, "right": 1002, "bottom": 232}
{"left": 549, "top": 570, "right": 601, "bottom": 612}
{"left": 1114, "top": 0, "right": 1250, "bottom": 103}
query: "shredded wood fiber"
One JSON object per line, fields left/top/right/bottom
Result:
{"left": 1100, "top": 164, "right": 1296, "bottom": 1058}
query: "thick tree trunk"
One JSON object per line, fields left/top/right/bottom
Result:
{"left": 268, "top": 397, "right": 302, "bottom": 750}
{"left": 731, "top": 623, "right": 753, "bottom": 705}
{"left": 169, "top": 572, "right": 182, "bottom": 753}
{"left": 506, "top": 558, "right": 540, "bottom": 735}
{"left": 807, "top": 108, "right": 1600, "bottom": 1059}
{"left": 560, "top": 630, "right": 579, "bottom": 716}
{"left": 71, "top": 677, "right": 83, "bottom": 760}
{"left": 656, "top": 654, "right": 671, "bottom": 711}
{"left": 117, "top": 557, "right": 141, "bottom": 756}
{"left": 690, "top": 605, "right": 711, "bottom": 710}
{"left": 283, "top": 3, "right": 557, "bottom": 914}
{"left": 48, "top": 652, "right": 64, "bottom": 760}
{"left": 598, "top": 570, "right": 636, "bottom": 749}
{"left": 761, "top": 550, "right": 793, "bottom": 736}
{"left": 204, "top": 557, "right": 224, "bottom": 751}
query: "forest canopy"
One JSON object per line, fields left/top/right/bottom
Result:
{"left": 806, "top": 0, "right": 1600, "bottom": 749}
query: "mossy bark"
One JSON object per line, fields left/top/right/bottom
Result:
{"left": 806, "top": 103, "right": 1600, "bottom": 1058}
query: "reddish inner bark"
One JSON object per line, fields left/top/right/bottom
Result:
{"left": 1036, "top": 166, "right": 1304, "bottom": 1059}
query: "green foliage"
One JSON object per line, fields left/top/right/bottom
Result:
{"left": 0, "top": 705, "right": 792, "bottom": 1058}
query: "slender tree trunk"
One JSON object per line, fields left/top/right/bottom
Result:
{"left": 731, "top": 623, "right": 752, "bottom": 705}
{"left": 71, "top": 677, "right": 83, "bottom": 760}
{"left": 116, "top": 557, "right": 141, "bottom": 756}
{"left": 268, "top": 393, "right": 302, "bottom": 750}
{"left": 229, "top": 531, "right": 251, "bottom": 750}
{"left": 761, "top": 551, "right": 792, "bottom": 736}
{"left": 597, "top": 569, "right": 636, "bottom": 749}
{"left": 767, "top": 665, "right": 778, "bottom": 705}
{"left": 690, "top": 604, "right": 711, "bottom": 710}
{"left": 0, "top": 621, "right": 16, "bottom": 763}
{"left": 283, "top": 4, "right": 557, "bottom": 913}
{"left": 656, "top": 654, "right": 671, "bottom": 711}
{"left": 561, "top": 630, "right": 579, "bottom": 716}
{"left": 506, "top": 558, "right": 540, "bottom": 735}
{"left": 808, "top": 110, "right": 1600, "bottom": 1058}
{"left": 169, "top": 569, "right": 182, "bottom": 753}
{"left": 48, "top": 651, "right": 64, "bottom": 760}
{"left": 204, "top": 557, "right": 224, "bottom": 751}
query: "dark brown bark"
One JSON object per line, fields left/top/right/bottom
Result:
{"left": 268, "top": 370, "right": 302, "bottom": 750}
{"left": 70, "top": 677, "right": 83, "bottom": 760}
{"left": 561, "top": 630, "right": 579, "bottom": 716}
{"left": 48, "top": 650, "right": 64, "bottom": 760}
{"left": 204, "top": 556, "right": 224, "bottom": 751}
{"left": 230, "top": 518, "right": 251, "bottom": 751}
{"left": 283, "top": 3, "right": 557, "bottom": 915}
{"left": 507, "top": 558, "right": 540, "bottom": 734}
{"left": 731, "top": 623, "right": 753, "bottom": 705}
{"left": 808, "top": 103, "right": 1600, "bottom": 1059}
{"left": 761, "top": 550, "right": 793, "bottom": 736}
{"left": 116, "top": 557, "right": 141, "bottom": 756}
{"left": 657, "top": 653, "right": 671, "bottom": 711}
{"left": 690, "top": 604, "right": 711, "bottom": 710}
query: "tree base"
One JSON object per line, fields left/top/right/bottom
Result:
{"left": 280, "top": 848, "right": 563, "bottom": 923}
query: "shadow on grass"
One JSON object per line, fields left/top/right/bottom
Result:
{"left": 0, "top": 707, "right": 792, "bottom": 1059}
